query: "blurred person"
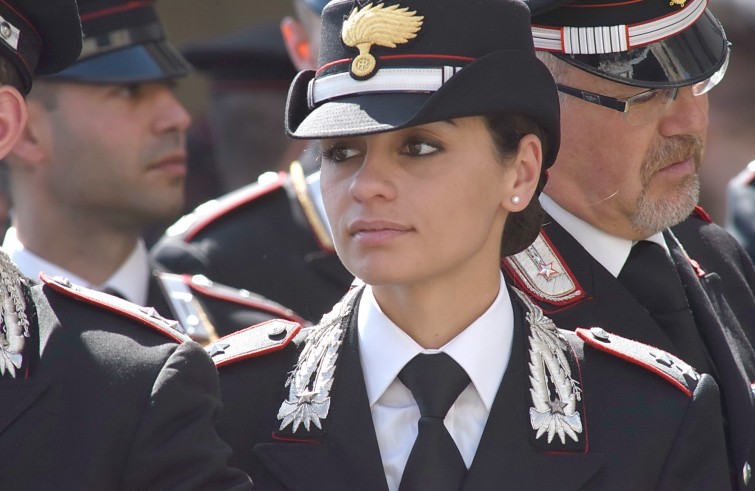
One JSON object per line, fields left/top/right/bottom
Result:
{"left": 0, "top": 1, "right": 251, "bottom": 489}
{"left": 207, "top": 1, "right": 731, "bottom": 489}
{"left": 501, "top": 0, "right": 755, "bottom": 487}
{"left": 1, "top": 0, "right": 294, "bottom": 343}
{"left": 152, "top": 0, "right": 354, "bottom": 323}
{"left": 181, "top": 21, "right": 301, "bottom": 198}
{"left": 726, "top": 159, "right": 755, "bottom": 260}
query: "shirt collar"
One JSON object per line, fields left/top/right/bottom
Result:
{"left": 358, "top": 273, "right": 514, "bottom": 411}
{"left": 540, "top": 194, "right": 668, "bottom": 277}
{"left": 2, "top": 226, "right": 150, "bottom": 305}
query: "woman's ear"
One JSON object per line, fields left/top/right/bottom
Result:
{"left": 281, "top": 17, "right": 316, "bottom": 71}
{"left": 504, "top": 133, "right": 542, "bottom": 212}
{"left": 0, "top": 85, "right": 27, "bottom": 160}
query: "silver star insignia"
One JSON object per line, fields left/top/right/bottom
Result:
{"left": 537, "top": 261, "right": 560, "bottom": 281}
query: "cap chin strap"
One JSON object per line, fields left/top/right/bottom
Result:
{"left": 308, "top": 66, "right": 464, "bottom": 109}
{"left": 532, "top": 0, "right": 706, "bottom": 55}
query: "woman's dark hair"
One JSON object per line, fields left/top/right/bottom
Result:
{"left": 483, "top": 112, "right": 548, "bottom": 257}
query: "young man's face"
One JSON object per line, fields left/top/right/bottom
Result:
{"left": 30, "top": 81, "right": 191, "bottom": 229}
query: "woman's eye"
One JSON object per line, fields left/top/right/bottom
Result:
{"left": 322, "top": 145, "right": 360, "bottom": 163}
{"left": 404, "top": 141, "right": 439, "bottom": 156}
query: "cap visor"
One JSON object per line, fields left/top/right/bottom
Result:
{"left": 46, "top": 41, "right": 191, "bottom": 84}
{"left": 556, "top": 10, "right": 728, "bottom": 88}
{"left": 291, "top": 93, "right": 431, "bottom": 139}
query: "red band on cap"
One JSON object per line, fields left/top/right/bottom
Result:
{"left": 81, "top": 0, "right": 153, "bottom": 21}
{"left": 567, "top": 0, "right": 644, "bottom": 8}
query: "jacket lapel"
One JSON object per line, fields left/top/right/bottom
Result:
{"left": 254, "top": 291, "right": 388, "bottom": 491}
{"left": 533, "top": 219, "right": 678, "bottom": 352}
{"left": 665, "top": 230, "right": 755, "bottom": 472}
{"left": 463, "top": 297, "right": 603, "bottom": 490}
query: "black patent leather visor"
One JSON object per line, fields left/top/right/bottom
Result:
{"left": 45, "top": 41, "right": 191, "bottom": 84}
{"left": 554, "top": 10, "right": 729, "bottom": 89}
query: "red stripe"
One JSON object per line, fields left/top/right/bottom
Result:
{"left": 315, "top": 54, "right": 475, "bottom": 76}
{"left": 184, "top": 274, "right": 307, "bottom": 325}
{"left": 567, "top": 0, "right": 644, "bottom": 8}
{"left": 214, "top": 320, "right": 301, "bottom": 368}
{"left": 81, "top": 0, "right": 153, "bottom": 21}
{"left": 40, "top": 272, "right": 187, "bottom": 344}
{"left": 576, "top": 328, "right": 693, "bottom": 397}
{"left": 184, "top": 172, "right": 287, "bottom": 241}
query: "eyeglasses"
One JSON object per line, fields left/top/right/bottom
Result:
{"left": 556, "top": 49, "right": 730, "bottom": 126}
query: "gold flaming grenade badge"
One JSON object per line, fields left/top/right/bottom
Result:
{"left": 341, "top": 3, "right": 423, "bottom": 78}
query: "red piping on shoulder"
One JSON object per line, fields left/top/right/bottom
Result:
{"left": 185, "top": 172, "right": 287, "bottom": 241}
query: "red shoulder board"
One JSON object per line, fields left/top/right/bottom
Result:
{"left": 576, "top": 327, "right": 701, "bottom": 397}
{"left": 207, "top": 319, "right": 302, "bottom": 368}
{"left": 692, "top": 205, "right": 712, "bottom": 223}
{"left": 502, "top": 230, "right": 585, "bottom": 312}
{"left": 164, "top": 171, "right": 287, "bottom": 241}
{"left": 40, "top": 273, "right": 190, "bottom": 343}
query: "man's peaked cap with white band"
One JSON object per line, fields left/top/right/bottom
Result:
{"left": 528, "top": 0, "right": 729, "bottom": 89}
{"left": 285, "top": 0, "right": 561, "bottom": 169}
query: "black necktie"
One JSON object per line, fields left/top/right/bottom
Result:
{"left": 398, "top": 353, "right": 470, "bottom": 491}
{"left": 618, "top": 241, "right": 714, "bottom": 374}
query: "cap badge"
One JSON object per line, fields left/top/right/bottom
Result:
{"left": 341, "top": 2, "right": 423, "bottom": 78}
{"left": 669, "top": 0, "right": 687, "bottom": 7}
{"left": 0, "top": 17, "right": 20, "bottom": 51}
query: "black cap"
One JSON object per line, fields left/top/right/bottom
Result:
{"left": 45, "top": 0, "right": 190, "bottom": 84}
{"left": 529, "top": 0, "right": 730, "bottom": 88}
{"left": 181, "top": 21, "right": 297, "bottom": 91}
{"left": 285, "top": 0, "right": 561, "bottom": 169}
{"left": 0, "top": 1, "right": 82, "bottom": 94}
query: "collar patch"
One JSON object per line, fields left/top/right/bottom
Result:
{"left": 503, "top": 232, "right": 585, "bottom": 310}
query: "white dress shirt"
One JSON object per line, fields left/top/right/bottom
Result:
{"left": 540, "top": 193, "right": 669, "bottom": 277}
{"left": 358, "top": 273, "right": 514, "bottom": 491}
{"left": 2, "top": 226, "right": 151, "bottom": 305}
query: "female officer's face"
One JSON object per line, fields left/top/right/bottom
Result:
{"left": 319, "top": 116, "right": 525, "bottom": 290}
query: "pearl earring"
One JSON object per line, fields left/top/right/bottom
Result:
{"left": 511, "top": 195, "right": 521, "bottom": 205}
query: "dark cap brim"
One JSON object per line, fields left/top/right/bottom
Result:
{"left": 554, "top": 10, "right": 728, "bottom": 88}
{"left": 286, "top": 50, "right": 561, "bottom": 168}
{"left": 44, "top": 40, "right": 191, "bottom": 84}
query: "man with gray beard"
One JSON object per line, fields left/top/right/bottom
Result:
{"left": 503, "top": 1, "right": 755, "bottom": 487}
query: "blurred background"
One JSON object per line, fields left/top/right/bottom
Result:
{"left": 156, "top": 0, "right": 754, "bottom": 224}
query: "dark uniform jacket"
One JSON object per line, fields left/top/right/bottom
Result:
{"left": 150, "top": 163, "right": 354, "bottom": 323}
{"left": 207, "top": 286, "right": 732, "bottom": 490}
{"left": 0, "top": 274, "right": 252, "bottom": 491}
{"left": 503, "top": 208, "right": 755, "bottom": 489}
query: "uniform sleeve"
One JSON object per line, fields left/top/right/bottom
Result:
{"left": 120, "top": 340, "right": 253, "bottom": 491}
{"left": 655, "top": 374, "right": 733, "bottom": 491}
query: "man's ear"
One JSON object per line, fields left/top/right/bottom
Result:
{"left": 504, "top": 134, "right": 543, "bottom": 211}
{"left": 6, "top": 94, "right": 48, "bottom": 167}
{"left": 0, "top": 85, "right": 27, "bottom": 161}
{"left": 281, "top": 16, "right": 316, "bottom": 71}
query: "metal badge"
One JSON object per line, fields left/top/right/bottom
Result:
{"left": 277, "top": 287, "right": 360, "bottom": 433}
{"left": 669, "top": 0, "right": 687, "bottom": 7}
{"left": 515, "top": 288, "right": 583, "bottom": 444}
{"left": 341, "top": 3, "right": 424, "bottom": 78}
{"left": 0, "top": 251, "right": 30, "bottom": 378}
